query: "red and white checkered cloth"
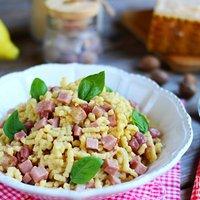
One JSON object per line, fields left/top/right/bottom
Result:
{"left": 191, "top": 161, "right": 200, "bottom": 200}
{"left": 0, "top": 164, "right": 180, "bottom": 200}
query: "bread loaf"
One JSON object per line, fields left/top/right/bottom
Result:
{"left": 148, "top": 0, "right": 200, "bottom": 56}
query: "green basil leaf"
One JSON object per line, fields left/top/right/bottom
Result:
{"left": 78, "top": 71, "right": 105, "bottom": 101}
{"left": 30, "top": 78, "right": 48, "bottom": 101}
{"left": 70, "top": 156, "right": 103, "bottom": 184}
{"left": 106, "top": 86, "right": 113, "bottom": 92}
{"left": 3, "top": 110, "right": 25, "bottom": 140}
{"left": 132, "top": 110, "right": 149, "bottom": 133}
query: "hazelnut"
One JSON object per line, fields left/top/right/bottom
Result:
{"left": 150, "top": 69, "right": 169, "bottom": 85}
{"left": 139, "top": 55, "right": 161, "bottom": 71}
{"left": 183, "top": 74, "right": 197, "bottom": 85}
{"left": 179, "top": 82, "right": 197, "bottom": 99}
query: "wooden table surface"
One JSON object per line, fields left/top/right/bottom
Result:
{"left": 0, "top": 1, "right": 199, "bottom": 199}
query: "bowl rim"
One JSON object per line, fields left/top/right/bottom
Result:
{"left": 0, "top": 63, "right": 193, "bottom": 199}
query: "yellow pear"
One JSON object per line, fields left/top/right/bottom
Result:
{"left": 0, "top": 19, "right": 19, "bottom": 60}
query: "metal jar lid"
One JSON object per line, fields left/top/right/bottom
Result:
{"left": 45, "top": 0, "right": 100, "bottom": 20}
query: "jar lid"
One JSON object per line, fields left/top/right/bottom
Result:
{"left": 45, "top": 0, "right": 100, "bottom": 20}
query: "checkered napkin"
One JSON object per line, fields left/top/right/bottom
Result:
{"left": 191, "top": 161, "right": 200, "bottom": 200}
{"left": 0, "top": 164, "right": 180, "bottom": 200}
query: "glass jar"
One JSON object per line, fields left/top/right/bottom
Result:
{"left": 43, "top": 2, "right": 101, "bottom": 64}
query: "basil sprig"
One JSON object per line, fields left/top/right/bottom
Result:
{"left": 78, "top": 71, "right": 105, "bottom": 102}
{"left": 70, "top": 156, "right": 103, "bottom": 184}
{"left": 30, "top": 78, "right": 47, "bottom": 101}
{"left": 106, "top": 86, "right": 113, "bottom": 92}
{"left": 3, "top": 110, "right": 25, "bottom": 140}
{"left": 132, "top": 110, "right": 149, "bottom": 133}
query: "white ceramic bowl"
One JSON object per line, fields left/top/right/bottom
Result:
{"left": 0, "top": 64, "right": 193, "bottom": 200}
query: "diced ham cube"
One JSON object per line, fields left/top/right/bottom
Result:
{"left": 108, "top": 175, "right": 121, "bottom": 185}
{"left": 101, "top": 135, "right": 117, "bottom": 151}
{"left": 86, "top": 138, "right": 99, "bottom": 150}
{"left": 108, "top": 115, "right": 117, "bottom": 127}
{"left": 73, "top": 124, "right": 82, "bottom": 137}
{"left": 80, "top": 103, "right": 92, "bottom": 115}
{"left": 130, "top": 156, "right": 147, "bottom": 175}
{"left": 92, "top": 106, "right": 104, "bottom": 118}
{"left": 57, "top": 91, "right": 72, "bottom": 105}
{"left": 101, "top": 102, "right": 112, "bottom": 112}
{"left": 24, "top": 121, "right": 34, "bottom": 132}
{"left": 30, "top": 166, "right": 48, "bottom": 183}
{"left": 16, "top": 146, "right": 31, "bottom": 163}
{"left": 150, "top": 128, "right": 161, "bottom": 138}
{"left": 48, "top": 117, "right": 59, "bottom": 128}
{"left": 22, "top": 172, "right": 32, "bottom": 183}
{"left": 103, "top": 159, "right": 119, "bottom": 176}
{"left": 129, "top": 138, "right": 140, "bottom": 152}
{"left": 37, "top": 100, "right": 55, "bottom": 118}
{"left": 71, "top": 107, "right": 87, "bottom": 124}
{"left": 34, "top": 118, "right": 47, "bottom": 130}
{"left": 14, "top": 130, "right": 27, "bottom": 141}
{"left": 134, "top": 132, "right": 147, "bottom": 145}
{"left": 12, "top": 156, "right": 18, "bottom": 166}
{"left": 18, "top": 160, "right": 33, "bottom": 174}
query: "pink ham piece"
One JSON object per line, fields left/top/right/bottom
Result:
{"left": 12, "top": 156, "right": 18, "bottom": 166}
{"left": 37, "top": 100, "right": 55, "bottom": 118}
{"left": 108, "top": 175, "right": 121, "bottom": 185}
{"left": 101, "top": 102, "right": 112, "bottom": 112}
{"left": 108, "top": 115, "right": 117, "bottom": 127}
{"left": 14, "top": 130, "right": 27, "bottom": 141}
{"left": 73, "top": 124, "right": 82, "bottom": 137}
{"left": 34, "top": 118, "right": 47, "bottom": 130}
{"left": 128, "top": 138, "right": 140, "bottom": 152}
{"left": 130, "top": 156, "right": 147, "bottom": 175}
{"left": 57, "top": 91, "right": 72, "bottom": 105}
{"left": 86, "top": 138, "right": 99, "bottom": 150}
{"left": 24, "top": 121, "right": 34, "bottom": 132}
{"left": 103, "top": 159, "right": 119, "bottom": 176}
{"left": 134, "top": 132, "right": 147, "bottom": 145}
{"left": 30, "top": 166, "right": 48, "bottom": 183}
{"left": 16, "top": 146, "right": 31, "bottom": 163}
{"left": 101, "top": 135, "right": 117, "bottom": 151}
{"left": 18, "top": 160, "right": 33, "bottom": 174}
{"left": 22, "top": 172, "right": 32, "bottom": 183}
{"left": 150, "top": 128, "right": 161, "bottom": 138}
{"left": 48, "top": 117, "right": 59, "bottom": 128}
{"left": 80, "top": 103, "right": 92, "bottom": 115}
{"left": 92, "top": 106, "right": 104, "bottom": 118}
{"left": 71, "top": 107, "right": 87, "bottom": 124}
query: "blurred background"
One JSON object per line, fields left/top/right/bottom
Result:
{"left": 0, "top": 0, "right": 199, "bottom": 199}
